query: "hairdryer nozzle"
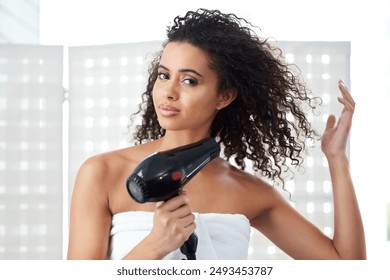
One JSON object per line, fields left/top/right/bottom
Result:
{"left": 126, "top": 174, "right": 149, "bottom": 203}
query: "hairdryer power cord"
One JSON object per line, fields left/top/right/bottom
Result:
{"left": 180, "top": 232, "right": 198, "bottom": 260}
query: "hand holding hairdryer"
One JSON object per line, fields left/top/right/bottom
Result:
{"left": 126, "top": 137, "right": 220, "bottom": 260}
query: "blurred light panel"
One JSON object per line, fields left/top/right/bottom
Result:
{"left": 0, "top": 38, "right": 351, "bottom": 260}
{"left": 0, "top": 45, "right": 63, "bottom": 259}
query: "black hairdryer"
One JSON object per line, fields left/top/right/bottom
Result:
{"left": 126, "top": 137, "right": 220, "bottom": 260}
{"left": 126, "top": 137, "right": 220, "bottom": 203}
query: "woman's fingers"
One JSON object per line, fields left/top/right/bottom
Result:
{"left": 324, "top": 114, "right": 336, "bottom": 132}
{"left": 338, "top": 80, "right": 355, "bottom": 111}
{"left": 150, "top": 191, "right": 195, "bottom": 255}
{"left": 155, "top": 191, "right": 190, "bottom": 212}
{"left": 321, "top": 80, "right": 357, "bottom": 158}
{"left": 154, "top": 190, "right": 195, "bottom": 229}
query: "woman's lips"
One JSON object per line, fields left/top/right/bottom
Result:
{"left": 159, "top": 104, "right": 180, "bottom": 117}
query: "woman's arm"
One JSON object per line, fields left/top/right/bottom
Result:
{"left": 67, "top": 155, "right": 196, "bottom": 260}
{"left": 67, "top": 157, "right": 113, "bottom": 259}
{"left": 251, "top": 80, "right": 366, "bottom": 259}
{"left": 320, "top": 80, "right": 366, "bottom": 259}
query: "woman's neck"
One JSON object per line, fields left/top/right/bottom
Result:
{"left": 157, "top": 131, "right": 211, "bottom": 150}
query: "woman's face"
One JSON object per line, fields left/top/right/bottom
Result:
{"left": 152, "top": 42, "right": 228, "bottom": 136}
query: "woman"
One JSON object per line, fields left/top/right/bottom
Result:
{"left": 67, "top": 8, "right": 366, "bottom": 260}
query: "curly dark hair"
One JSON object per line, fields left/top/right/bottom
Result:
{"left": 131, "top": 8, "right": 321, "bottom": 186}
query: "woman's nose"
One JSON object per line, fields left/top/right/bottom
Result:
{"left": 163, "top": 81, "right": 179, "bottom": 100}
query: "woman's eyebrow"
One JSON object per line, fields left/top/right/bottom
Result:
{"left": 158, "top": 64, "right": 203, "bottom": 77}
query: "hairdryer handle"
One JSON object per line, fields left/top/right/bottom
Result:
{"left": 180, "top": 232, "right": 198, "bottom": 260}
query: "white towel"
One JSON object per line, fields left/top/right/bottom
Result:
{"left": 108, "top": 211, "right": 250, "bottom": 260}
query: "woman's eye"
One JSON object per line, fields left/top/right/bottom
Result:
{"left": 182, "top": 78, "right": 198, "bottom": 86}
{"left": 158, "top": 73, "right": 169, "bottom": 80}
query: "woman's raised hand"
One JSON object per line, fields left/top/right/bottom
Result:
{"left": 321, "top": 80, "right": 356, "bottom": 159}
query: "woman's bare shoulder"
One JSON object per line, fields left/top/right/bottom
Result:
{"left": 204, "top": 159, "right": 285, "bottom": 219}
{"left": 77, "top": 149, "right": 130, "bottom": 179}
{"left": 73, "top": 142, "right": 158, "bottom": 193}
{"left": 218, "top": 160, "right": 275, "bottom": 194}
{"left": 231, "top": 168, "right": 292, "bottom": 221}
{"left": 78, "top": 141, "right": 157, "bottom": 175}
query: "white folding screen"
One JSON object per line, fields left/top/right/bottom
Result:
{"left": 0, "top": 45, "right": 64, "bottom": 259}
{"left": 68, "top": 41, "right": 350, "bottom": 260}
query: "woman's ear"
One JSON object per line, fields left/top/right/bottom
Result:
{"left": 216, "top": 89, "right": 237, "bottom": 110}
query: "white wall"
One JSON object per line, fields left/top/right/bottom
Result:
{"left": 40, "top": 0, "right": 384, "bottom": 44}
{"left": 0, "top": 0, "right": 39, "bottom": 43}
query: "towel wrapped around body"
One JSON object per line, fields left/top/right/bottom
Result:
{"left": 108, "top": 211, "right": 251, "bottom": 260}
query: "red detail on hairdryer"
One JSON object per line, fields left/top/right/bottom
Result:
{"left": 171, "top": 171, "right": 182, "bottom": 181}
